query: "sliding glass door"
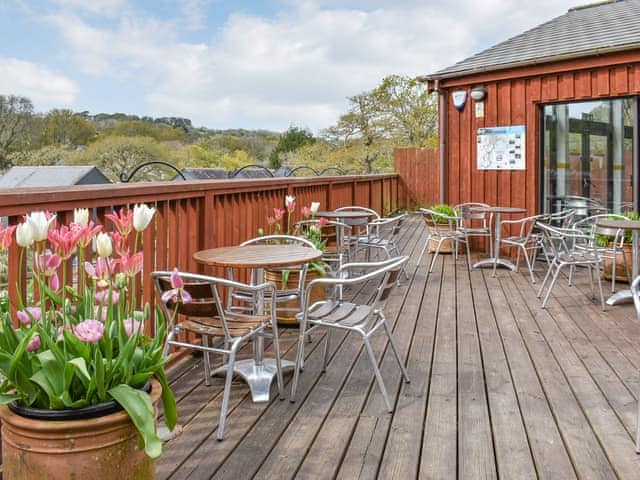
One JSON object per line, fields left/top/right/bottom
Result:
{"left": 542, "top": 98, "right": 636, "bottom": 214}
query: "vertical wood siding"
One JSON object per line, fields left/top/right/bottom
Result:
{"left": 393, "top": 148, "right": 441, "bottom": 207}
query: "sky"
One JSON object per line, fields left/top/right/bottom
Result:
{"left": 0, "top": 0, "right": 581, "bottom": 132}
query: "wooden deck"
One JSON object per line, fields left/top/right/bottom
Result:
{"left": 157, "top": 214, "right": 640, "bottom": 479}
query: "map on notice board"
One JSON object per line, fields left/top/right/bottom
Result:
{"left": 477, "top": 125, "right": 525, "bottom": 170}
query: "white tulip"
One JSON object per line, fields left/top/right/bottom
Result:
{"left": 74, "top": 208, "right": 89, "bottom": 226}
{"left": 133, "top": 204, "right": 156, "bottom": 232}
{"left": 96, "top": 232, "right": 112, "bottom": 258}
{"left": 15, "top": 222, "right": 34, "bottom": 247}
{"left": 26, "top": 211, "right": 56, "bottom": 242}
{"left": 285, "top": 195, "right": 295, "bottom": 206}
{"left": 310, "top": 202, "right": 320, "bottom": 214}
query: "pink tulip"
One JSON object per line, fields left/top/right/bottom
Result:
{"left": 47, "top": 225, "right": 82, "bottom": 260}
{"left": 273, "top": 208, "right": 285, "bottom": 221}
{"left": 0, "top": 224, "right": 16, "bottom": 250}
{"left": 93, "top": 305, "right": 109, "bottom": 322}
{"left": 74, "top": 319, "right": 105, "bottom": 343}
{"left": 123, "top": 318, "right": 143, "bottom": 337}
{"left": 16, "top": 306, "right": 42, "bottom": 325}
{"left": 26, "top": 334, "right": 41, "bottom": 352}
{"left": 301, "top": 206, "right": 312, "bottom": 218}
{"left": 118, "top": 252, "right": 143, "bottom": 277}
{"left": 105, "top": 208, "right": 133, "bottom": 238}
{"left": 94, "top": 289, "right": 119, "bottom": 306}
{"left": 160, "top": 268, "right": 192, "bottom": 305}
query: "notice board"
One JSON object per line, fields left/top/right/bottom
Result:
{"left": 477, "top": 125, "right": 525, "bottom": 170}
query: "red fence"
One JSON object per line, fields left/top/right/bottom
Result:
{"left": 393, "top": 148, "right": 440, "bottom": 208}
{"left": 0, "top": 174, "right": 400, "bottom": 320}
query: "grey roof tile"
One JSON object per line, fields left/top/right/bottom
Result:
{"left": 431, "top": 0, "right": 640, "bottom": 79}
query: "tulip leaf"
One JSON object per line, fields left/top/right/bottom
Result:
{"left": 108, "top": 384, "right": 162, "bottom": 459}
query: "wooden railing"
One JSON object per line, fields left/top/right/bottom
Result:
{"left": 0, "top": 174, "right": 401, "bottom": 324}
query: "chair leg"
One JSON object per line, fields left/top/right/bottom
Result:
{"left": 217, "top": 348, "right": 236, "bottom": 441}
{"left": 417, "top": 233, "right": 432, "bottom": 266}
{"left": 270, "top": 324, "right": 284, "bottom": 400}
{"left": 537, "top": 261, "right": 555, "bottom": 298}
{"left": 595, "top": 263, "right": 605, "bottom": 310}
{"left": 429, "top": 238, "right": 444, "bottom": 273}
{"left": 381, "top": 319, "right": 410, "bottom": 383}
{"left": 363, "top": 336, "right": 392, "bottom": 412}
{"left": 322, "top": 330, "right": 331, "bottom": 372}
{"left": 541, "top": 266, "right": 563, "bottom": 308}
{"left": 464, "top": 235, "right": 473, "bottom": 270}
{"left": 520, "top": 245, "right": 536, "bottom": 284}
{"left": 290, "top": 326, "right": 307, "bottom": 403}
{"left": 202, "top": 336, "right": 211, "bottom": 386}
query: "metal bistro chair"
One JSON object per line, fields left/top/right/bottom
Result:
{"left": 454, "top": 202, "right": 493, "bottom": 256}
{"left": 357, "top": 213, "right": 409, "bottom": 280}
{"left": 417, "top": 208, "right": 471, "bottom": 272}
{"left": 289, "top": 256, "right": 410, "bottom": 412}
{"left": 227, "top": 234, "right": 316, "bottom": 319}
{"left": 535, "top": 222, "right": 605, "bottom": 309}
{"left": 334, "top": 206, "right": 380, "bottom": 260}
{"left": 572, "top": 214, "right": 630, "bottom": 293}
{"left": 629, "top": 275, "right": 640, "bottom": 453}
{"left": 294, "top": 219, "right": 352, "bottom": 272}
{"left": 152, "top": 271, "right": 283, "bottom": 440}
{"left": 495, "top": 214, "right": 546, "bottom": 283}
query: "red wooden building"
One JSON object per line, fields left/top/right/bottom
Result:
{"left": 424, "top": 0, "right": 640, "bottom": 215}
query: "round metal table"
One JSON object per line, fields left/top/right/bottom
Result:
{"left": 193, "top": 244, "right": 323, "bottom": 402}
{"left": 471, "top": 206, "right": 526, "bottom": 272}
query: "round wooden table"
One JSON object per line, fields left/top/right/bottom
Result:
{"left": 193, "top": 244, "right": 322, "bottom": 402}
{"left": 596, "top": 218, "right": 640, "bottom": 306}
{"left": 471, "top": 206, "right": 527, "bottom": 272}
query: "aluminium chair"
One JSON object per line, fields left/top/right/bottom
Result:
{"left": 454, "top": 202, "right": 493, "bottom": 256}
{"left": 573, "top": 214, "right": 630, "bottom": 293}
{"left": 495, "top": 214, "right": 546, "bottom": 283}
{"left": 535, "top": 222, "right": 605, "bottom": 309}
{"left": 289, "top": 256, "right": 410, "bottom": 412}
{"left": 152, "top": 270, "right": 283, "bottom": 440}
{"left": 356, "top": 213, "right": 409, "bottom": 279}
{"left": 294, "top": 219, "right": 352, "bottom": 272}
{"left": 227, "top": 234, "right": 316, "bottom": 320}
{"left": 417, "top": 208, "right": 471, "bottom": 272}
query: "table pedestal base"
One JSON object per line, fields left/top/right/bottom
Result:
{"left": 473, "top": 258, "right": 517, "bottom": 272}
{"left": 212, "top": 359, "right": 295, "bottom": 403}
{"left": 606, "top": 289, "right": 633, "bottom": 306}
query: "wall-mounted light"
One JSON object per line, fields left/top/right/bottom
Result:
{"left": 470, "top": 86, "right": 487, "bottom": 102}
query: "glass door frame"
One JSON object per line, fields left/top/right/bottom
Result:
{"left": 538, "top": 96, "right": 639, "bottom": 214}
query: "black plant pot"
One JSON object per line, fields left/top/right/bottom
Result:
{"left": 8, "top": 381, "right": 151, "bottom": 421}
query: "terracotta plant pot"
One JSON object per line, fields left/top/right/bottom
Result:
{"left": 264, "top": 268, "right": 327, "bottom": 326}
{"left": 601, "top": 244, "right": 632, "bottom": 283}
{"left": 0, "top": 379, "right": 161, "bottom": 480}
{"left": 424, "top": 219, "right": 455, "bottom": 254}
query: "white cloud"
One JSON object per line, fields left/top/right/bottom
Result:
{"left": 0, "top": 57, "right": 77, "bottom": 105}
{"left": 41, "top": 0, "right": 579, "bottom": 131}
{"left": 48, "top": 0, "right": 127, "bottom": 16}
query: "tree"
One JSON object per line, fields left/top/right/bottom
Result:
{"left": 70, "top": 136, "right": 169, "bottom": 181}
{"left": 0, "top": 95, "right": 34, "bottom": 169}
{"left": 269, "top": 126, "right": 315, "bottom": 168}
{"left": 111, "top": 120, "right": 186, "bottom": 142}
{"left": 41, "top": 109, "right": 96, "bottom": 147}
{"left": 373, "top": 75, "right": 438, "bottom": 147}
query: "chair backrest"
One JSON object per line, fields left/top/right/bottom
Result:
{"left": 542, "top": 209, "right": 576, "bottom": 228}
{"left": 152, "top": 270, "right": 276, "bottom": 341}
{"left": 535, "top": 222, "right": 592, "bottom": 258}
{"left": 303, "top": 256, "right": 408, "bottom": 326}
{"left": 241, "top": 234, "right": 315, "bottom": 249}
{"left": 454, "top": 202, "right": 491, "bottom": 227}
{"left": 367, "top": 213, "right": 407, "bottom": 241}
{"left": 571, "top": 213, "right": 625, "bottom": 233}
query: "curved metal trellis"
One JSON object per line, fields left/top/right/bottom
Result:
{"left": 285, "top": 166, "right": 319, "bottom": 177}
{"left": 228, "top": 164, "right": 275, "bottom": 178}
{"left": 318, "top": 167, "right": 346, "bottom": 176}
{"left": 120, "top": 161, "right": 186, "bottom": 182}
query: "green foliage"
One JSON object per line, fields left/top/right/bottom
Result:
{"left": 8, "top": 145, "right": 73, "bottom": 167}
{"left": 41, "top": 109, "right": 96, "bottom": 147}
{"left": 111, "top": 120, "right": 186, "bottom": 142}
{"left": 70, "top": 136, "right": 170, "bottom": 181}
{"left": 0, "top": 95, "right": 35, "bottom": 169}
{"left": 269, "top": 126, "right": 315, "bottom": 168}
{"left": 430, "top": 204, "right": 457, "bottom": 223}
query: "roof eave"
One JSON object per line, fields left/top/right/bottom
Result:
{"left": 426, "top": 43, "right": 640, "bottom": 82}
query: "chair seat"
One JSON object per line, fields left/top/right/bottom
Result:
{"left": 557, "top": 252, "right": 600, "bottom": 264}
{"left": 178, "top": 312, "right": 270, "bottom": 337}
{"left": 301, "top": 300, "right": 372, "bottom": 327}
